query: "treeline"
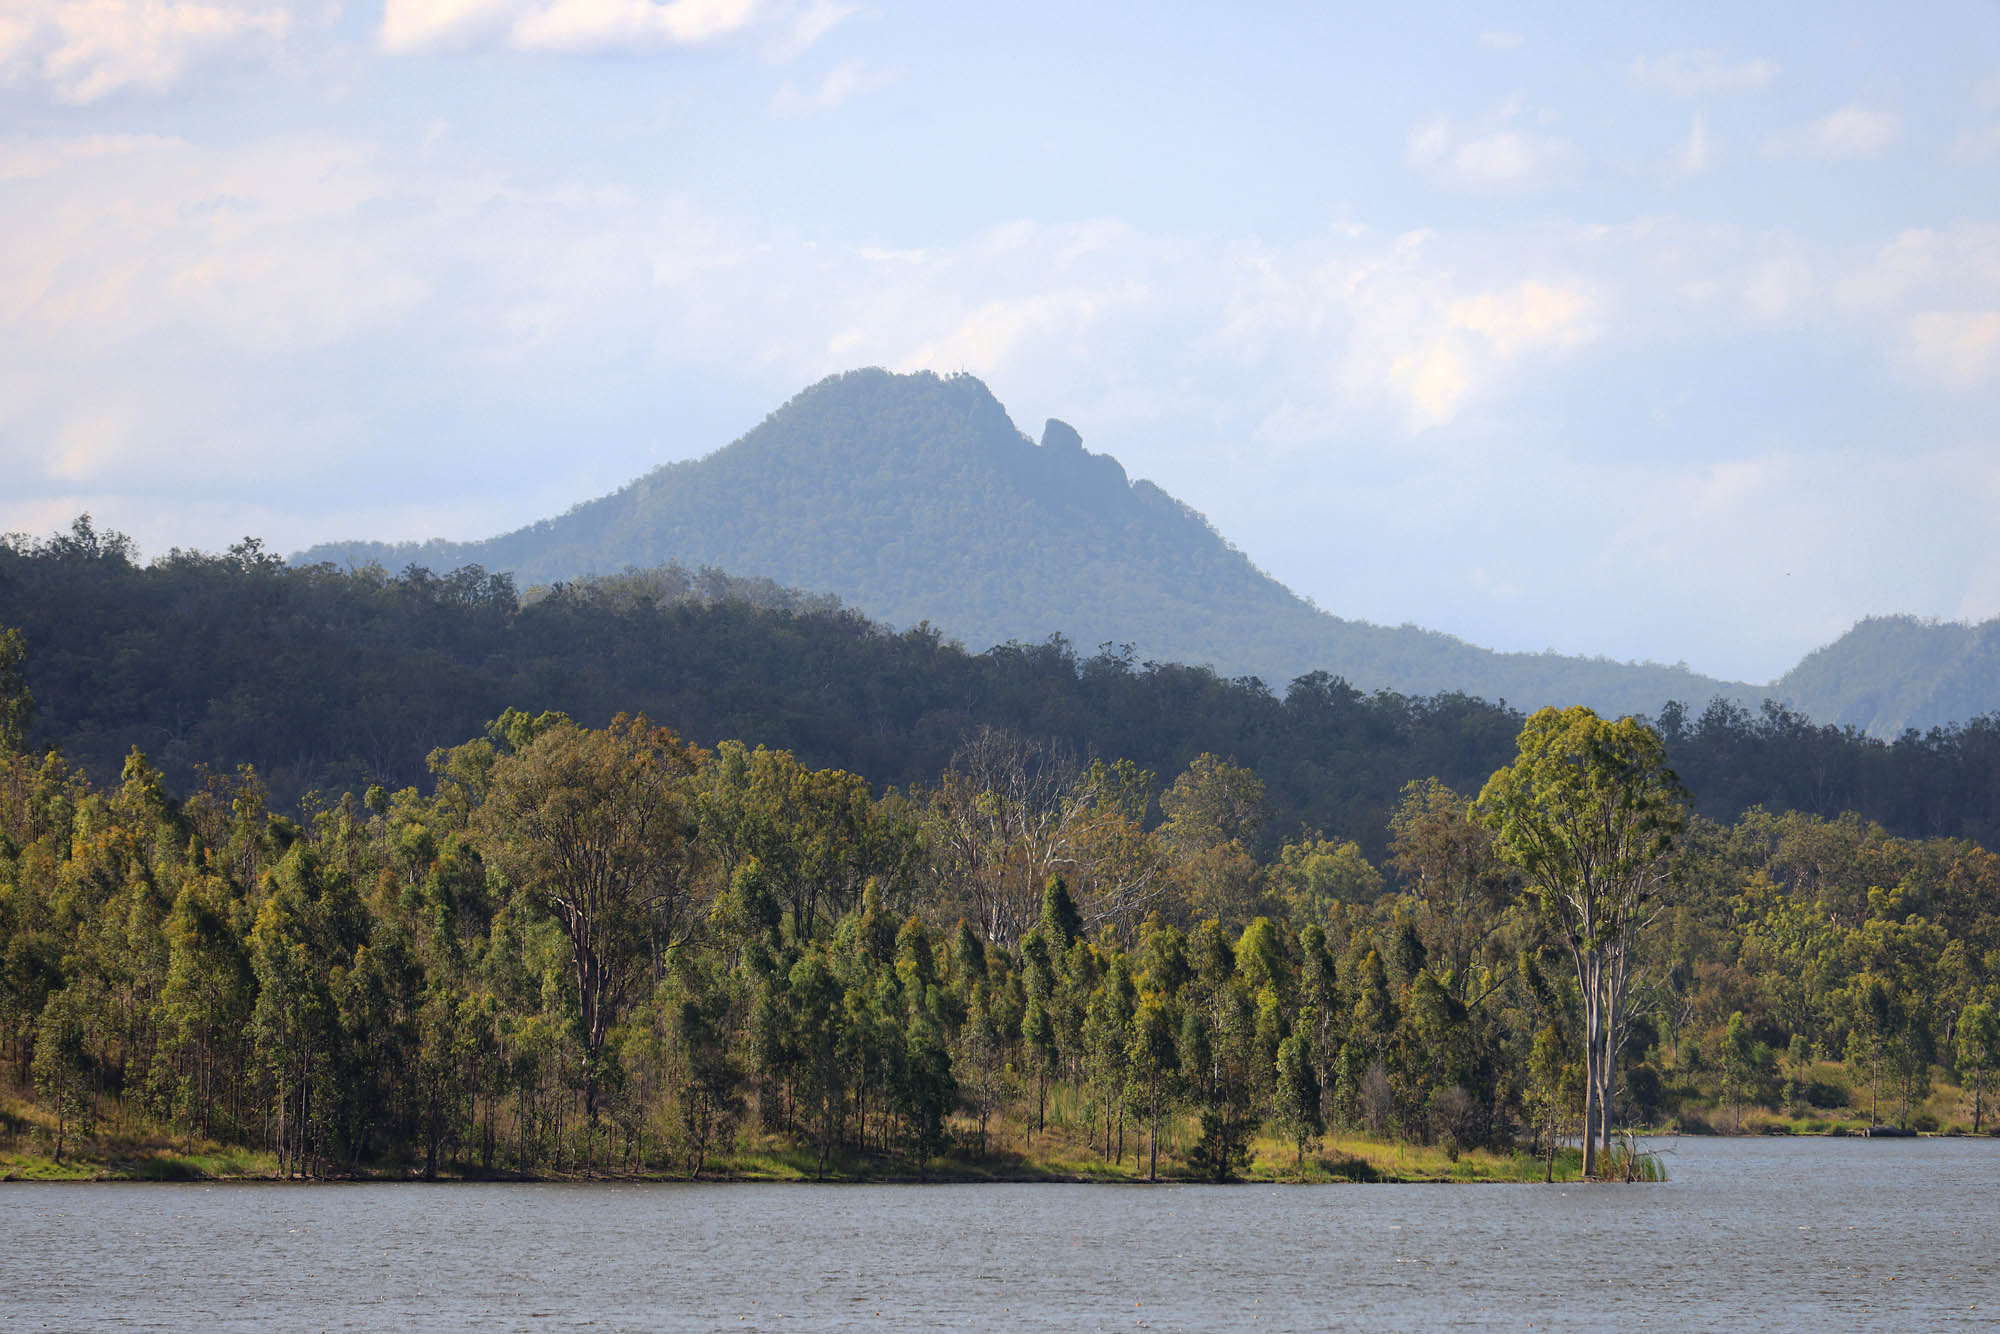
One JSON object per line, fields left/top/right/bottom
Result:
{"left": 4, "top": 519, "right": 2000, "bottom": 867}
{"left": 3, "top": 688, "right": 1996, "bottom": 1179}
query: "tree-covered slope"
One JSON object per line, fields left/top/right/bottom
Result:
{"left": 1775, "top": 614, "right": 2000, "bottom": 737}
{"left": 297, "top": 368, "right": 1753, "bottom": 718}
{"left": 12, "top": 521, "right": 2000, "bottom": 859}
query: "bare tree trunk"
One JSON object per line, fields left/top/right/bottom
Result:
{"left": 1580, "top": 953, "right": 1601, "bottom": 1179}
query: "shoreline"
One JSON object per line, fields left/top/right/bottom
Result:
{"left": 2, "top": 1146, "right": 1587, "bottom": 1186}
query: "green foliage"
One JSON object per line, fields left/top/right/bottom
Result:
{"left": 0, "top": 626, "right": 31, "bottom": 755}
{"left": 31, "top": 988, "right": 91, "bottom": 1162}
{"left": 9, "top": 519, "right": 2000, "bottom": 874}
{"left": 1273, "top": 1028, "right": 1321, "bottom": 1170}
{"left": 0, "top": 620, "right": 1996, "bottom": 1182}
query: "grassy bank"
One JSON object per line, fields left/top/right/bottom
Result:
{"left": 1654, "top": 1059, "right": 1998, "bottom": 1138}
{"left": 2, "top": 1094, "right": 1588, "bottom": 1185}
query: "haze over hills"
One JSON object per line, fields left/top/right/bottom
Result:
{"left": 1772, "top": 614, "right": 2000, "bottom": 737}
{"left": 299, "top": 369, "right": 1758, "bottom": 719}
{"left": 296, "top": 368, "right": 1994, "bottom": 732}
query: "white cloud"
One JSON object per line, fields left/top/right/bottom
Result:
{"left": 1448, "top": 280, "right": 1595, "bottom": 357}
{"left": 1833, "top": 226, "right": 2000, "bottom": 324}
{"left": 376, "top": 0, "right": 506, "bottom": 52}
{"left": 1476, "top": 31, "right": 1522, "bottom": 52}
{"left": 0, "top": 0, "right": 293, "bottom": 103}
{"left": 1769, "top": 105, "right": 1900, "bottom": 160}
{"left": 5, "top": 125, "right": 1998, "bottom": 682}
{"left": 1836, "top": 229, "right": 1938, "bottom": 310}
{"left": 1214, "top": 227, "right": 1600, "bottom": 432}
{"left": 379, "top": 0, "right": 763, "bottom": 54}
{"left": 513, "top": 0, "right": 758, "bottom": 53}
{"left": 899, "top": 288, "right": 1135, "bottom": 375}
{"left": 1742, "top": 254, "right": 1812, "bottom": 322}
{"left": 1406, "top": 110, "right": 1576, "bottom": 192}
{"left": 766, "top": 0, "right": 856, "bottom": 61}
{"left": 1954, "top": 122, "right": 2000, "bottom": 162}
{"left": 1374, "top": 277, "right": 1595, "bottom": 430}
{"left": 1672, "top": 112, "right": 1711, "bottom": 178}
{"left": 772, "top": 57, "right": 896, "bottom": 114}
{"left": 1629, "top": 49, "right": 1775, "bottom": 98}
{"left": 1906, "top": 310, "right": 2000, "bottom": 387}
{"left": 0, "top": 133, "right": 422, "bottom": 344}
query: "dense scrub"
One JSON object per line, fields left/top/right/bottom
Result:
{"left": 3, "top": 692, "right": 1994, "bottom": 1181}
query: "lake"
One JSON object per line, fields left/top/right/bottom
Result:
{"left": 4, "top": 1137, "right": 1995, "bottom": 1330}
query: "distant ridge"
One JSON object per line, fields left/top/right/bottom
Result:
{"left": 1774, "top": 614, "right": 2000, "bottom": 736}
{"left": 298, "top": 368, "right": 1765, "bottom": 719}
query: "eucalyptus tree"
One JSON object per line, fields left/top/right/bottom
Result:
{"left": 1956, "top": 1002, "right": 1999, "bottom": 1133}
{"left": 1126, "top": 989, "right": 1180, "bottom": 1180}
{"left": 1388, "top": 779, "right": 1512, "bottom": 1005}
{"left": 0, "top": 625, "right": 31, "bottom": 754}
{"left": 32, "top": 986, "right": 91, "bottom": 1163}
{"left": 1477, "top": 707, "right": 1685, "bottom": 1177}
{"left": 1274, "top": 1023, "right": 1322, "bottom": 1173}
{"left": 476, "top": 713, "right": 702, "bottom": 1124}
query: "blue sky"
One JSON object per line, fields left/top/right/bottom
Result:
{"left": 4, "top": 0, "right": 1998, "bottom": 682}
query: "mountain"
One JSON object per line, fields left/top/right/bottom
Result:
{"left": 1774, "top": 614, "right": 2000, "bottom": 736}
{"left": 298, "top": 368, "right": 1758, "bottom": 718}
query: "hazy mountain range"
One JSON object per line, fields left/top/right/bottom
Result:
{"left": 297, "top": 369, "right": 1997, "bottom": 734}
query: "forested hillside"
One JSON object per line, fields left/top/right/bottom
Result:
{"left": 297, "top": 369, "right": 1755, "bottom": 720}
{"left": 1776, "top": 614, "right": 2000, "bottom": 737}
{"left": 3, "top": 656, "right": 1997, "bottom": 1185}
{"left": 7, "top": 519, "right": 2000, "bottom": 861}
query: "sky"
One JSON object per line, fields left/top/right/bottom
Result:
{"left": 3, "top": 1, "right": 1998, "bottom": 684}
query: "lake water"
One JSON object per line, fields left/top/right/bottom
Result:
{"left": 4, "top": 1137, "right": 1996, "bottom": 1330}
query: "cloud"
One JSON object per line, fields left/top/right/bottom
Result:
{"left": 1212, "top": 226, "right": 1600, "bottom": 433}
{"left": 1769, "top": 105, "right": 1900, "bottom": 160}
{"left": 513, "top": 0, "right": 758, "bottom": 53}
{"left": 1376, "top": 277, "right": 1594, "bottom": 429}
{"left": 766, "top": 0, "right": 856, "bottom": 61}
{"left": 1406, "top": 110, "right": 1576, "bottom": 192}
{"left": 0, "top": 0, "right": 293, "bottom": 103}
{"left": 1448, "top": 280, "right": 1595, "bottom": 357}
{"left": 5, "top": 127, "right": 1998, "bottom": 683}
{"left": 1672, "top": 112, "right": 1711, "bottom": 178}
{"left": 1387, "top": 342, "right": 1469, "bottom": 429}
{"left": 1742, "top": 254, "right": 1812, "bottom": 322}
{"left": 379, "top": 0, "right": 763, "bottom": 54}
{"left": 1476, "top": 31, "right": 1522, "bottom": 51}
{"left": 1836, "top": 229, "right": 1938, "bottom": 310}
{"left": 1954, "top": 122, "right": 2000, "bottom": 163}
{"left": 1629, "top": 49, "right": 1775, "bottom": 98}
{"left": 1906, "top": 310, "right": 2000, "bottom": 387}
{"left": 899, "top": 288, "right": 1134, "bottom": 374}
{"left": 772, "top": 57, "right": 896, "bottom": 114}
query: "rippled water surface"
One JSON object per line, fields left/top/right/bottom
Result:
{"left": 5, "top": 1137, "right": 1997, "bottom": 1330}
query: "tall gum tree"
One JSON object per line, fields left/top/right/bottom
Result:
{"left": 477, "top": 713, "right": 701, "bottom": 1124}
{"left": 1476, "top": 706, "right": 1685, "bottom": 1177}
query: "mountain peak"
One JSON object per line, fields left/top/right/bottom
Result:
{"left": 295, "top": 367, "right": 1757, "bottom": 718}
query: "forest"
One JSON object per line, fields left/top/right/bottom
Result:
{"left": 5, "top": 517, "right": 2000, "bottom": 868}
{"left": 2, "top": 594, "right": 1997, "bottom": 1181}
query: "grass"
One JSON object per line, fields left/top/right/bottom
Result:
{"left": 1239, "top": 1132, "right": 1585, "bottom": 1184}
{"left": 0, "top": 1090, "right": 284, "bottom": 1182}
{"left": 1, "top": 1143, "right": 282, "bottom": 1183}
{"left": 0, "top": 1081, "right": 1626, "bottom": 1186}
{"left": 1669, "top": 1059, "right": 1983, "bottom": 1138}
